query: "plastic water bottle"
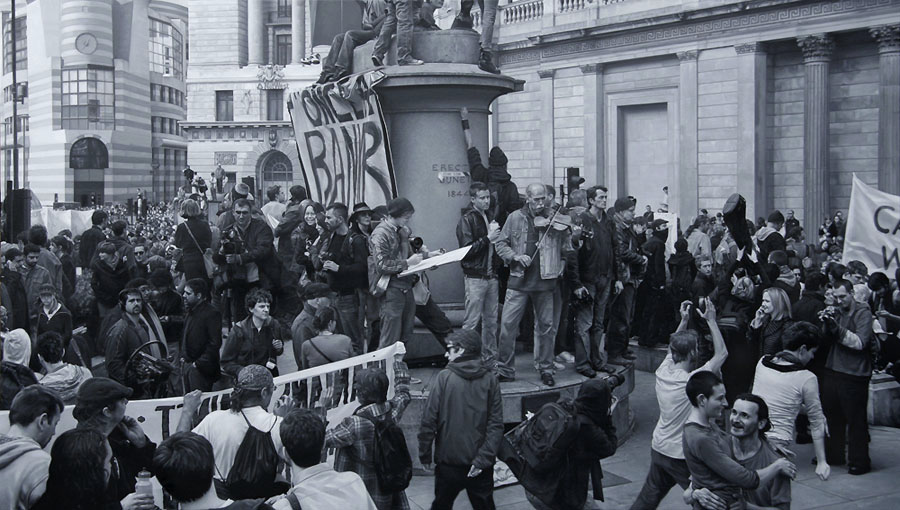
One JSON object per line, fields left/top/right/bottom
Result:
{"left": 135, "top": 470, "right": 153, "bottom": 497}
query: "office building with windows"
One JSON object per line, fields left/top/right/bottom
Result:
{"left": 0, "top": 0, "right": 188, "bottom": 204}
{"left": 183, "top": 0, "right": 367, "bottom": 197}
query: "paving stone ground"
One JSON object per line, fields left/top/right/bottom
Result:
{"left": 405, "top": 370, "right": 900, "bottom": 510}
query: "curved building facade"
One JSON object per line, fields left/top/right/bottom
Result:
{"left": 1, "top": 0, "right": 188, "bottom": 205}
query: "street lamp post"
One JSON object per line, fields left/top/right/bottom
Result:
{"left": 10, "top": 0, "right": 19, "bottom": 189}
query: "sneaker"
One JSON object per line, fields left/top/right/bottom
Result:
{"left": 409, "top": 377, "right": 422, "bottom": 385}
{"left": 848, "top": 465, "right": 871, "bottom": 476}
{"left": 577, "top": 368, "right": 597, "bottom": 379}
{"left": 398, "top": 57, "right": 424, "bottom": 66}
{"left": 608, "top": 355, "right": 633, "bottom": 366}
{"left": 553, "top": 361, "right": 565, "bottom": 371}
{"left": 371, "top": 55, "right": 384, "bottom": 67}
{"left": 558, "top": 351, "right": 575, "bottom": 364}
{"left": 478, "top": 50, "right": 501, "bottom": 74}
{"left": 541, "top": 373, "right": 556, "bottom": 387}
{"left": 316, "top": 72, "right": 332, "bottom": 84}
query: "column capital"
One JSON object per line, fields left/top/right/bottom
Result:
{"left": 677, "top": 50, "right": 699, "bottom": 62}
{"left": 734, "top": 42, "right": 765, "bottom": 55}
{"left": 797, "top": 34, "right": 834, "bottom": 63}
{"left": 580, "top": 63, "right": 602, "bottom": 74}
{"left": 537, "top": 68, "right": 556, "bottom": 79}
{"left": 870, "top": 25, "right": 900, "bottom": 54}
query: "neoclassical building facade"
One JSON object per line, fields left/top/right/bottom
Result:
{"left": 1, "top": 0, "right": 188, "bottom": 204}
{"left": 491, "top": 0, "right": 900, "bottom": 235}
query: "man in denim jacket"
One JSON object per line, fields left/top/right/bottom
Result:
{"left": 494, "top": 183, "right": 573, "bottom": 387}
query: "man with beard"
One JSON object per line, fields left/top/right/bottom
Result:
{"left": 181, "top": 279, "right": 222, "bottom": 392}
{"left": 685, "top": 394, "right": 792, "bottom": 510}
{"left": 636, "top": 219, "right": 671, "bottom": 347}
{"left": 104, "top": 289, "right": 167, "bottom": 396}
{"left": 20, "top": 244, "right": 54, "bottom": 327}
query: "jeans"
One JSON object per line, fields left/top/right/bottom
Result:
{"left": 607, "top": 282, "right": 636, "bottom": 358}
{"left": 431, "top": 463, "right": 496, "bottom": 510}
{"left": 463, "top": 276, "right": 499, "bottom": 367}
{"left": 630, "top": 450, "right": 691, "bottom": 510}
{"left": 335, "top": 293, "right": 364, "bottom": 355}
{"left": 476, "top": 0, "right": 499, "bottom": 51}
{"left": 416, "top": 295, "right": 452, "bottom": 351}
{"left": 573, "top": 278, "right": 611, "bottom": 372}
{"left": 498, "top": 287, "right": 556, "bottom": 377}
{"left": 378, "top": 286, "right": 416, "bottom": 348}
{"left": 324, "top": 29, "right": 378, "bottom": 74}
{"left": 821, "top": 373, "right": 870, "bottom": 469}
{"left": 373, "top": 0, "right": 416, "bottom": 61}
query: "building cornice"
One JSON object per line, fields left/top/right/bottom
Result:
{"left": 181, "top": 121, "right": 292, "bottom": 129}
{"left": 498, "top": 0, "right": 897, "bottom": 66}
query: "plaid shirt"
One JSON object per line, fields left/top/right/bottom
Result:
{"left": 325, "top": 360, "right": 411, "bottom": 510}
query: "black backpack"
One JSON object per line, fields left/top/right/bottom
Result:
{"left": 357, "top": 412, "right": 413, "bottom": 492}
{"left": 224, "top": 411, "right": 280, "bottom": 500}
{"left": 505, "top": 402, "right": 579, "bottom": 472}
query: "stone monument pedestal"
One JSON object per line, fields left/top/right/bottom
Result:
{"left": 354, "top": 30, "right": 523, "bottom": 305}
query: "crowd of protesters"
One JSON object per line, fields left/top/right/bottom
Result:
{"left": 2, "top": 138, "right": 900, "bottom": 509}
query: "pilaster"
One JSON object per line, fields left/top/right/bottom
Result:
{"left": 797, "top": 34, "right": 833, "bottom": 236}
{"left": 735, "top": 42, "right": 768, "bottom": 220}
{"left": 871, "top": 25, "right": 900, "bottom": 195}
{"left": 268, "top": 26, "right": 275, "bottom": 65}
{"left": 581, "top": 63, "right": 604, "bottom": 186}
{"left": 539, "top": 68, "right": 556, "bottom": 186}
{"left": 248, "top": 0, "right": 265, "bottom": 65}
{"left": 677, "top": 50, "right": 699, "bottom": 219}
{"left": 292, "top": 0, "right": 306, "bottom": 64}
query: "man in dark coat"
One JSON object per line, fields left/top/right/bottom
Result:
{"left": 1, "top": 247, "right": 31, "bottom": 331}
{"left": 466, "top": 145, "right": 523, "bottom": 228}
{"left": 274, "top": 185, "right": 308, "bottom": 287}
{"left": 636, "top": 219, "right": 671, "bottom": 347}
{"left": 754, "top": 211, "right": 787, "bottom": 265}
{"left": 181, "top": 279, "right": 222, "bottom": 391}
{"left": 90, "top": 242, "right": 132, "bottom": 321}
{"left": 104, "top": 289, "right": 167, "bottom": 397}
{"left": 79, "top": 210, "right": 108, "bottom": 267}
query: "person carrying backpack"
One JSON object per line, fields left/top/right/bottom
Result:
{"left": 418, "top": 329, "right": 504, "bottom": 510}
{"left": 500, "top": 377, "right": 619, "bottom": 510}
{"left": 178, "top": 365, "right": 290, "bottom": 500}
{"left": 325, "top": 344, "right": 412, "bottom": 509}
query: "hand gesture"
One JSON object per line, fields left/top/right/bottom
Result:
{"left": 487, "top": 228, "right": 501, "bottom": 243}
{"left": 121, "top": 493, "right": 155, "bottom": 510}
{"left": 272, "top": 338, "right": 284, "bottom": 351}
{"left": 182, "top": 389, "right": 203, "bottom": 414}
{"left": 273, "top": 394, "right": 295, "bottom": 418}
{"left": 119, "top": 416, "right": 147, "bottom": 448}
{"left": 322, "top": 260, "right": 339, "bottom": 272}
{"left": 815, "top": 460, "right": 831, "bottom": 481}
{"left": 680, "top": 301, "right": 692, "bottom": 322}
{"left": 692, "top": 488, "right": 727, "bottom": 510}
{"left": 460, "top": 107, "right": 469, "bottom": 122}
{"left": 697, "top": 298, "right": 717, "bottom": 322}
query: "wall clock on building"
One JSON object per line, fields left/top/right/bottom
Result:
{"left": 75, "top": 33, "right": 98, "bottom": 55}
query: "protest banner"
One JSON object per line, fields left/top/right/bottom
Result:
{"left": 843, "top": 175, "right": 900, "bottom": 274}
{"left": 288, "top": 72, "right": 396, "bottom": 208}
{"left": 0, "top": 342, "right": 405, "bottom": 505}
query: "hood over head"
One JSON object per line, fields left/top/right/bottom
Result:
{"left": 447, "top": 356, "right": 490, "bottom": 380}
{"left": 0, "top": 436, "right": 43, "bottom": 471}
{"left": 575, "top": 379, "right": 612, "bottom": 426}
{"left": 2, "top": 329, "right": 31, "bottom": 366}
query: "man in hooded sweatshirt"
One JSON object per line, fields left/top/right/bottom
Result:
{"left": 465, "top": 143, "right": 523, "bottom": 228}
{"left": 0, "top": 329, "right": 39, "bottom": 410}
{"left": 36, "top": 332, "right": 93, "bottom": 404}
{"left": 419, "top": 329, "right": 503, "bottom": 510}
{"left": 769, "top": 250, "right": 800, "bottom": 304}
{"left": 755, "top": 211, "right": 787, "bottom": 265}
{"left": 0, "top": 385, "right": 64, "bottom": 510}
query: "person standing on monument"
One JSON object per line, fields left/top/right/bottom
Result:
{"left": 372, "top": 0, "right": 423, "bottom": 67}
{"left": 451, "top": 0, "right": 501, "bottom": 74}
{"left": 607, "top": 197, "right": 646, "bottom": 365}
{"left": 494, "top": 183, "right": 573, "bottom": 387}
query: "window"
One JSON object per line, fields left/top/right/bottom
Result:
{"left": 216, "top": 90, "right": 233, "bottom": 121}
{"left": 2, "top": 115, "right": 28, "bottom": 145}
{"left": 263, "top": 151, "right": 293, "bottom": 183}
{"left": 149, "top": 19, "right": 184, "bottom": 78}
{"left": 4, "top": 83, "right": 25, "bottom": 103}
{"left": 274, "top": 35, "right": 292, "bottom": 66}
{"left": 69, "top": 137, "right": 109, "bottom": 169}
{"left": 277, "top": 0, "right": 292, "bottom": 18}
{"left": 61, "top": 67, "right": 115, "bottom": 130}
{"left": 267, "top": 89, "right": 284, "bottom": 121}
{"left": 3, "top": 15, "right": 26, "bottom": 74}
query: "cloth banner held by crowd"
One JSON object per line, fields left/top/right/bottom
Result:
{"left": 288, "top": 71, "right": 397, "bottom": 207}
{"left": 0, "top": 343, "right": 404, "bottom": 499}
{"left": 30, "top": 208, "right": 95, "bottom": 237}
{"left": 842, "top": 175, "right": 900, "bottom": 274}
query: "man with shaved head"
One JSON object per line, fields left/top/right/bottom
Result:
{"left": 494, "top": 183, "right": 573, "bottom": 387}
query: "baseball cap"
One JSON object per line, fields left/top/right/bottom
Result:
{"left": 649, "top": 219, "right": 669, "bottom": 230}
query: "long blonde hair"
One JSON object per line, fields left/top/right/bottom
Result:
{"left": 764, "top": 287, "right": 792, "bottom": 322}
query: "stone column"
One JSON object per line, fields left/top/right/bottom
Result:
{"left": 735, "top": 42, "right": 768, "bottom": 220}
{"left": 870, "top": 25, "right": 900, "bottom": 195}
{"left": 248, "top": 0, "right": 265, "bottom": 65}
{"left": 539, "top": 68, "right": 556, "bottom": 186}
{"left": 292, "top": 0, "right": 306, "bottom": 64}
{"left": 677, "top": 50, "right": 699, "bottom": 220}
{"left": 581, "top": 63, "right": 604, "bottom": 186}
{"left": 268, "top": 26, "right": 275, "bottom": 65}
{"left": 797, "top": 34, "right": 833, "bottom": 236}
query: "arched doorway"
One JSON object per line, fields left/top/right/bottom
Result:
{"left": 258, "top": 150, "right": 294, "bottom": 199}
{"left": 70, "top": 137, "right": 108, "bottom": 206}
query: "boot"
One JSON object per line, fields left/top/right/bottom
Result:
{"left": 479, "top": 49, "right": 500, "bottom": 74}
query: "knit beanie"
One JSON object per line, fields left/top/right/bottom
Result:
{"left": 447, "top": 329, "right": 482, "bottom": 356}
{"left": 614, "top": 197, "right": 634, "bottom": 213}
{"left": 767, "top": 210, "right": 785, "bottom": 225}
{"left": 387, "top": 197, "right": 415, "bottom": 218}
{"left": 488, "top": 147, "right": 508, "bottom": 167}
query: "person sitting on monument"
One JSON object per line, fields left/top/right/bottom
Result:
{"left": 371, "top": 0, "right": 424, "bottom": 67}
{"left": 318, "top": 0, "right": 390, "bottom": 84}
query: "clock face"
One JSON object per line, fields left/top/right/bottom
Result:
{"left": 75, "top": 33, "right": 98, "bottom": 55}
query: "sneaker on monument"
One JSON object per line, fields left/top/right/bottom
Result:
{"left": 478, "top": 51, "right": 501, "bottom": 74}
{"left": 398, "top": 57, "right": 424, "bottom": 66}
